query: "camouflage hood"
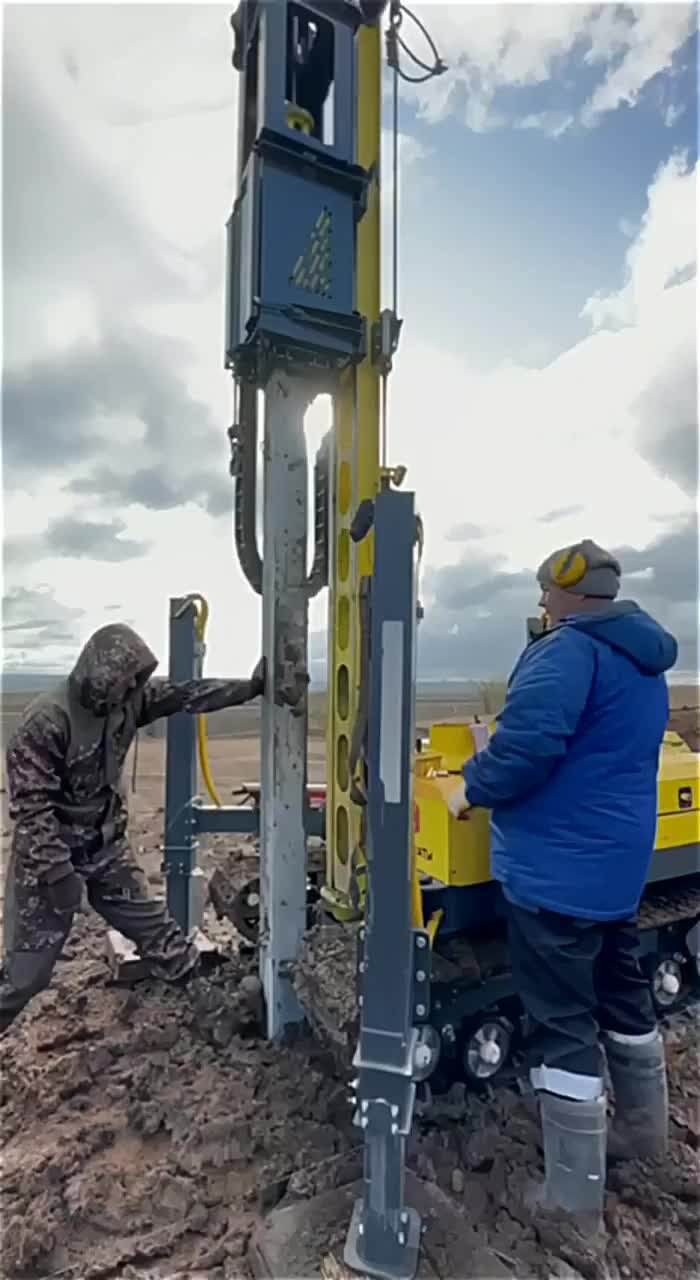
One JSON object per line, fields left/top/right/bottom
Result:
{"left": 68, "top": 624, "right": 158, "bottom": 716}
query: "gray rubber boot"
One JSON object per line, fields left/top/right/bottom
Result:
{"left": 535, "top": 1091, "right": 607, "bottom": 1227}
{"left": 604, "top": 1030, "right": 668, "bottom": 1161}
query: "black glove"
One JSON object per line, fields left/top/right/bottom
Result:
{"left": 47, "top": 870, "right": 83, "bottom": 916}
{"left": 250, "top": 656, "right": 267, "bottom": 698}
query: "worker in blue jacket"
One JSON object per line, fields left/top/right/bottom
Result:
{"left": 448, "top": 538, "right": 678, "bottom": 1226}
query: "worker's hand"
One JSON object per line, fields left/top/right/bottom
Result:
{"left": 447, "top": 782, "right": 472, "bottom": 821}
{"left": 249, "top": 656, "right": 267, "bottom": 698}
{"left": 46, "top": 869, "right": 83, "bottom": 916}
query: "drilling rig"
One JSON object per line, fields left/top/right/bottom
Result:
{"left": 157, "top": 3, "right": 700, "bottom": 1275}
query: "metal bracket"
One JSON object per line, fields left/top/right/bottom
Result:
{"left": 344, "top": 487, "right": 424, "bottom": 1280}
{"left": 161, "top": 845, "right": 199, "bottom": 877}
{"left": 411, "top": 929, "right": 431, "bottom": 1024}
{"left": 371, "top": 308, "right": 403, "bottom": 375}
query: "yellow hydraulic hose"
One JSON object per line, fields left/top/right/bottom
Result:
{"left": 183, "top": 593, "right": 223, "bottom": 809}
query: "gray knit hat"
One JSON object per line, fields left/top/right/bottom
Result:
{"left": 537, "top": 538, "right": 621, "bottom": 599}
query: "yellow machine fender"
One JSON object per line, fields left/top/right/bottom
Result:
{"left": 414, "top": 722, "right": 700, "bottom": 892}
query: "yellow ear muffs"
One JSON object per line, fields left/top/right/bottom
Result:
{"left": 551, "top": 547, "right": 587, "bottom": 588}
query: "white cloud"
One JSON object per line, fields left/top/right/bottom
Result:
{"left": 384, "top": 149, "right": 696, "bottom": 582}
{"left": 581, "top": 150, "right": 696, "bottom": 329}
{"left": 581, "top": 4, "right": 696, "bottom": 125}
{"left": 2, "top": 6, "right": 696, "bottom": 679}
{"left": 514, "top": 110, "right": 574, "bottom": 139}
{"left": 397, "top": 3, "right": 694, "bottom": 133}
{"left": 664, "top": 101, "right": 686, "bottom": 128}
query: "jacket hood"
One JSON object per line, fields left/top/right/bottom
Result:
{"left": 69, "top": 624, "right": 158, "bottom": 715}
{"left": 563, "top": 601, "right": 678, "bottom": 675}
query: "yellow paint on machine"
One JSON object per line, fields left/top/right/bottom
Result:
{"left": 414, "top": 723, "right": 700, "bottom": 889}
{"left": 324, "top": 22, "right": 382, "bottom": 918}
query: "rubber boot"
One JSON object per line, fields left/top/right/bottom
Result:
{"left": 604, "top": 1030, "right": 668, "bottom": 1161}
{"left": 532, "top": 1091, "right": 607, "bottom": 1229}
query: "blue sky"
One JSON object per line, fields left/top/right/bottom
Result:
{"left": 396, "top": 24, "right": 697, "bottom": 369}
{"left": 2, "top": 3, "right": 698, "bottom": 679}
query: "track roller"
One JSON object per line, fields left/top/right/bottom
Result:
{"left": 228, "top": 874, "right": 321, "bottom": 943}
{"left": 461, "top": 1015, "right": 514, "bottom": 1083}
{"left": 648, "top": 955, "right": 686, "bottom": 1011}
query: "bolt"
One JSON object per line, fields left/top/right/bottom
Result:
{"left": 361, "top": 1117, "right": 368, "bottom": 1129}
{"left": 361, "top": 1101, "right": 369, "bottom": 1113}
{"left": 359, "top": 962, "right": 366, "bottom": 974}
{"left": 400, "top": 1211, "right": 409, "bottom": 1225}
{"left": 416, "top": 970, "right": 426, "bottom": 982}
{"left": 398, "top": 1233, "right": 406, "bottom": 1246}
{"left": 415, "top": 1004, "right": 426, "bottom": 1017}
{"left": 391, "top": 1123, "right": 398, "bottom": 1135}
{"left": 391, "top": 1104, "right": 399, "bottom": 1118}
{"left": 414, "top": 1043, "right": 431, "bottom": 1069}
{"left": 479, "top": 1039, "right": 502, "bottom": 1066}
{"left": 416, "top": 936, "right": 427, "bottom": 949}
{"left": 358, "top": 1224, "right": 365, "bottom": 1237}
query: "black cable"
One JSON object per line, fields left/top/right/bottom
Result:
{"left": 386, "top": 1, "right": 446, "bottom": 85}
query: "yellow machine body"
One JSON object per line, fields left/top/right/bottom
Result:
{"left": 414, "top": 722, "right": 700, "bottom": 890}
{"left": 656, "top": 743, "right": 700, "bottom": 851}
{"left": 323, "top": 22, "right": 382, "bottom": 920}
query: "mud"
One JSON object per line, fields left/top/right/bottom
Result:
{"left": 294, "top": 916, "right": 361, "bottom": 1064}
{"left": 295, "top": 918, "right": 700, "bottom": 1279}
{"left": 0, "top": 901, "right": 356, "bottom": 1280}
{"left": 1, "top": 711, "right": 698, "bottom": 1280}
{"left": 406, "top": 1009, "right": 699, "bottom": 1280}
{"left": 2, "top": 893, "right": 696, "bottom": 1280}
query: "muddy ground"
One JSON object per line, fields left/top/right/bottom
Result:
{"left": 1, "top": 715, "right": 698, "bottom": 1280}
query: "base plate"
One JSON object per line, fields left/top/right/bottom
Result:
{"left": 344, "top": 1198, "right": 421, "bottom": 1280}
{"left": 248, "top": 1171, "right": 516, "bottom": 1280}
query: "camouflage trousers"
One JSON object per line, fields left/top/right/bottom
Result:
{"left": 0, "top": 839, "right": 200, "bottom": 1029}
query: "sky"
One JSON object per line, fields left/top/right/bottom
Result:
{"left": 2, "top": 1, "right": 698, "bottom": 683}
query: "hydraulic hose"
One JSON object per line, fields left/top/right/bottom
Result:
{"left": 231, "top": 388, "right": 329, "bottom": 599}
{"left": 182, "top": 593, "right": 223, "bottom": 809}
{"left": 232, "top": 383, "right": 263, "bottom": 596}
{"left": 307, "top": 430, "right": 331, "bottom": 598}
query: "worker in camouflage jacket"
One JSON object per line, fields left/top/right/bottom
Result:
{"left": 0, "top": 623, "right": 266, "bottom": 1032}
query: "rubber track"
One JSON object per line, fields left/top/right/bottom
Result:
{"left": 638, "top": 884, "right": 700, "bottom": 931}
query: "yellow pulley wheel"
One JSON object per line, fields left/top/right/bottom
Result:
{"left": 286, "top": 103, "right": 315, "bottom": 135}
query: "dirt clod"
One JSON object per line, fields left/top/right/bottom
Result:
{"left": 1, "top": 716, "right": 698, "bottom": 1279}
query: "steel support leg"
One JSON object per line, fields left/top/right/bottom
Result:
{"left": 259, "top": 371, "right": 314, "bottom": 1038}
{"left": 345, "top": 488, "right": 427, "bottom": 1280}
{"left": 163, "top": 598, "right": 206, "bottom": 934}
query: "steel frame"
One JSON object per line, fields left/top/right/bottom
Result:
{"left": 344, "top": 486, "right": 428, "bottom": 1280}
{"left": 162, "top": 594, "right": 323, "bottom": 943}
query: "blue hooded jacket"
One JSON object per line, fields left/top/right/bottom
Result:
{"left": 463, "top": 602, "right": 678, "bottom": 921}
